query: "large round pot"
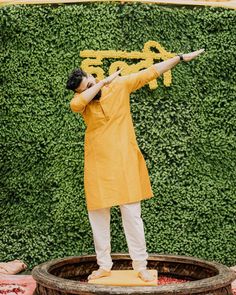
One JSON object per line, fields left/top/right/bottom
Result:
{"left": 32, "top": 253, "right": 236, "bottom": 294}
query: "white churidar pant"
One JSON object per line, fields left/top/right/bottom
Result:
{"left": 88, "top": 201, "right": 148, "bottom": 271}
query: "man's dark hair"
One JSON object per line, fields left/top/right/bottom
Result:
{"left": 66, "top": 68, "right": 87, "bottom": 92}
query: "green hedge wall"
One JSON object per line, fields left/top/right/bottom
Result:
{"left": 1, "top": 2, "right": 235, "bottom": 269}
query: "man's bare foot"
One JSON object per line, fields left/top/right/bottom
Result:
{"left": 87, "top": 268, "right": 111, "bottom": 280}
{"left": 138, "top": 269, "right": 155, "bottom": 282}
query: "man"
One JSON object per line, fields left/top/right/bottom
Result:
{"left": 66, "top": 48, "right": 205, "bottom": 282}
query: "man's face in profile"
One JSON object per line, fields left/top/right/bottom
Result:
{"left": 75, "top": 73, "right": 101, "bottom": 100}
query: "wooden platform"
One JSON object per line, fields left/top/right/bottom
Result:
{"left": 0, "top": 0, "right": 235, "bottom": 10}
{"left": 88, "top": 269, "right": 158, "bottom": 286}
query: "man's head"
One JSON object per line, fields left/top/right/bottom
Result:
{"left": 66, "top": 67, "right": 101, "bottom": 100}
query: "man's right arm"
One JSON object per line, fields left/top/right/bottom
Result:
{"left": 70, "top": 69, "right": 123, "bottom": 113}
{"left": 70, "top": 81, "right": 104, "bottom": 113}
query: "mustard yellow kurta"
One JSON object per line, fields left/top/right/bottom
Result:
{"left": 71, "top": 65, "right": 160, "bottom": 210}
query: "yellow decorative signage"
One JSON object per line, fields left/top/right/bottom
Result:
{"left": 80, "top": 41, "right": 176, "bottom": 89}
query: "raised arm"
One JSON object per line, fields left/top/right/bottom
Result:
{"left": 122, "top": 49, "right": 205, "bottom": 93}
{"left": 70, "top": 81, "right": 104, "bottom": 113}
{"left": 70, "top": 69, "right": 122, "bottom": 113}
{"left": 154, "top": 49, "right": 205, "bottom": 75}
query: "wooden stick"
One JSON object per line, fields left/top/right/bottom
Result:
{"left": 0, "top": 0, "right": 236, "bottom": 10}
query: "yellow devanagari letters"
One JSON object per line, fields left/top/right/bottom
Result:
{"left": 80, "top": 40, "right": 175, "bottom": 89}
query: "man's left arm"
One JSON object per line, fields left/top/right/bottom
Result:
{"left": 122, "top": 49, "right": 205, "bottom": 93}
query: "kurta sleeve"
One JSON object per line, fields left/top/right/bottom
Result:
{"left": 122, "top": 65, "right": 161, "bottom": 93}
{"left": 70, "top": 92, "right": 88, "bottom": 114}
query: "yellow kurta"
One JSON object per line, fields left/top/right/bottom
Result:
{"left": 71, "top": 65, "right": 160, "bottom": 210}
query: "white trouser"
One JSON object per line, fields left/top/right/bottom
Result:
{"left": 88, "top": 201, "right": 148, "bottom": 272}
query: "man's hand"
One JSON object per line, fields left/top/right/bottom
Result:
{"left": 101, "top": 68, "right": 123, "bottom": 86}
{"left": 182, "top": 48, "right": 205, "bottom": 62}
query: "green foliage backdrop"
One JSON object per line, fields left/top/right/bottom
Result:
{"left": 1, "top": 2, "right": 235, "bottom": 269}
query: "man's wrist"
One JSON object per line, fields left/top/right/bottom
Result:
{"left": 177, "top": 54, "right": 184, "bottom": 62}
